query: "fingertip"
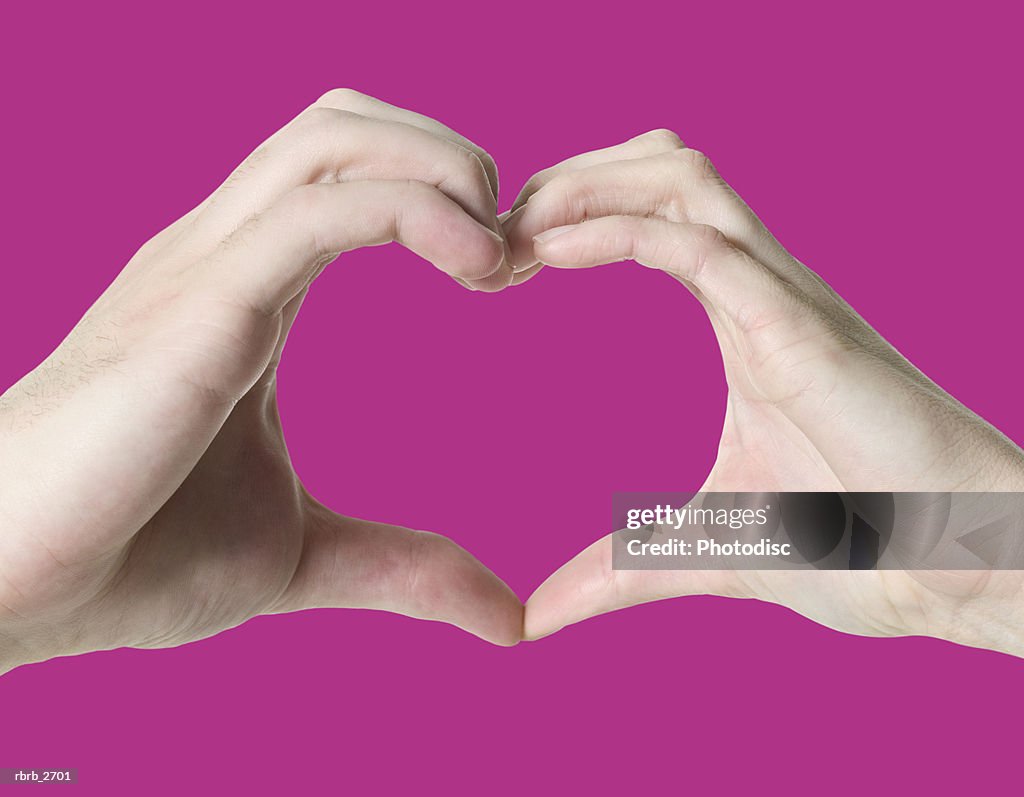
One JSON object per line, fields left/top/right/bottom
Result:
{"left": 521, "top": 535, "right": 622, "bottom": 640}
{"left": 532, "top": 224, "right": 581, "bottom": 246}
{"left": 523, "top": 591, "right": 575, "bottom": 641}
{"left": 463, "top": 579, "right": 524, "bottom": 647}
{"left": 481, "top": 622, "right": 524, "bottom": 647}
{"left": 522, "top": 620, "right": 560, "bottom": 643}
{"left": 420, "top": 536, "right": 524, "bottom": 646}
{"left": 465, "top": 260, "right": 514, "bottom": 292}
{"left": 445, "top": 224, "right": 507, "bottom": 282}
{"left": 487, "top": 635, "right": 522, "bottom": 648}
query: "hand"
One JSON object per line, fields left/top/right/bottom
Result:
{"left": 510, "top": 133, "right": 1024, "bottom": 655}
{"left": 0, "top": 90, "right": 522, "bottom": 673}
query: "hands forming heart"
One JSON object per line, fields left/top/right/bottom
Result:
{"left": 2, "top": 90, "right": 1023, "bottom": 672}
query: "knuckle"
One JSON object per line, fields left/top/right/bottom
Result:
{"left": 607, "top": 216, "right": 648, "bottom": 260}
{"left": 688, "top": 223, "right": 729, "bottom": 281}
{"left": 393, "top": 180, "right": 446, "bottom": 223}
{"left": 294, "top": 105, "right": 356, "bottom": 136}
{"left": 302, "top": 104, "right": 343, "bottom": 123}
{"left": 316, "top": 87, "right": 365, "bottom": 108}
{"left": 641, "top": 128, "right": 685, "bottom": 150}
{"left": 620, "top": 215, "right": 649, "bottom": 237}
{"left": 690, "top": 222, "right": 729, "bottom": 251}
{"left": 675, "top": 148, "right": 721, "bottom": 182}
{"left": 278, "top": 109, "right": 360, "bottom": 168}
{"left": 396, "top": 178, "right": 436, "bottom": 201}
{"left": 544, "top": 171, "right": 590, "bottom": 211}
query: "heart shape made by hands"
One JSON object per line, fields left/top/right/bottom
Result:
{"left": 3, "top": 92, "right": 1013, "bottom": 674}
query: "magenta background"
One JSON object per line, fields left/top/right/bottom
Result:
{"left": 2, "top": 1, "right": 1023, "bottom": 793}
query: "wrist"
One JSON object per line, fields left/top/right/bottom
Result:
{"left": 917, "top": 580, "right": 1024, "bottom": 657}
{"left": 0, "top": 628, "right": 31, "bottom": 676}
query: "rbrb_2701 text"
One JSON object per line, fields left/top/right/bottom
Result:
{"left": 10, "top": 770, "right": 74, "bottom": 782}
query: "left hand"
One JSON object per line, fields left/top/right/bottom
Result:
{"left": 506, "top": 132, "right": 1024, "bottom": 655}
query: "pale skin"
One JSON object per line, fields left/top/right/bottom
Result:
{"left": 0, "top": 90, "right": 523, "bottom": 673}
{"left": 505, "top": 133, "right": 1024, "bottom": 655}
{"left": 1, "top": 92, "right": 1022, "bottom": 674}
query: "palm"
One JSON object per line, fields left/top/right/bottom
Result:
{"left": 102, "top": 390, "right": 306, "bottom": 650}
{"left": 697, "top": 338, "right": 1002, "bottom": 641}
{"left": 695, "top": 285, "right": 984, "bottom": 495}
{"left": 706, "top": 394, "right": 843, "bottom": 493}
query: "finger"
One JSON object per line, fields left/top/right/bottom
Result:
{"left": 191, "top": 108, "right": 500, "bottom": 248}
{"left": 502, "top": 130, "right": 685, "bottom": 283}
{"left": 309, "top": 92, "right": 509, "bottom": 294}
{"left": 198, "top": 180, "right": 508, "bottom": 313}
{"left": 273, "top": 506, "right": 523, "bottom": 646}
{"left": 533, "top": 215, "right": 893, "bottom": 476}
{"left": 524, "top": 533, "right": 746, "bottom": 640}
{"left": 314, "top": 88, "right": 500, "bottom": 200}
{"left": 507, "top": 128, "right": 685, "bottom": 214}
{"left": 504, "top": 149, "right": 802, "bottom": 287}
{"left": 462, "top": 256, "right": 517, "bottom": 292}
{"left": 532, "top": 216, "right": 808, "bottom": 341}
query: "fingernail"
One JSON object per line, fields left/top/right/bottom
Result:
{"left": 533, "top": 225, "right": 579, "bottom": 244}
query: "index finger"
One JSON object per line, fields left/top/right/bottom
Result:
{"left": 315, "top": 88, "right": 500, "bottom": 201}
{"left": 508, "top": 128, "right": 685, "bottom": 214}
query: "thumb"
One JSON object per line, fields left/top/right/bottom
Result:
{"left": 272, "top": 503, "right": 523, "bottom": 646}
{"left": 524, "top": 533, "right": 750, "bottom": 640}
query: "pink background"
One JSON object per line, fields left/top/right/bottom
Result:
{"left": 2, "top": 1, "right": 1022, "bottom": 793}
